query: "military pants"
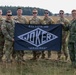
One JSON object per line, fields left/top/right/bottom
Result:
{"left": 41, "top": 51, "right": 51, "bottom": 58}
{"left": 32, "top": 51, "right": 41, "bottom": 59}
{"left": 3, "top": 40, "right": 13, "bottom": 61}
{"left": 68, "top": 42, "right": 76, "bottom": 62}
{"left": 57, "top": 36, "right": 68, "bottom": 60}
{"left": 41, "top": 51, "right": 45, "bottom": 58}
{"left": 0, "top": 34, "right": 4, "bottom": 60}
{"left": 12, "top": 46, "right": 25, "bottom": 61}
{"left": 48, "top": 51, "right": 51, "bottom": 58}
{"left": 15, "top": 50, "right": 25, "bottom": 61}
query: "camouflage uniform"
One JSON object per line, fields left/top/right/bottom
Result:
{"left": 14, "top": 16, "right": 28, "bottom": 61}
{"left": 1, "top": 19, "right": 14, "bottom": 62}
{"left": 68, "top": 20, "right": 76, "bottom": 65}
{"left": 29, "top": 17, "right": 42, "bottom": 60}
{"left": 57, "top": 18, "right": 69, "bottom": 60}
{"left": 14, "top": 16, "right": 28, "bottom": 24}
{"left": 0, "top": 17, "right": 4, "bottom": 61}
{"left": 41, "top": 17, "right": 55, "bottom": 59}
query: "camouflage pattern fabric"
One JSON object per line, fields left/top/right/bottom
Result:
{"left": 1, "top": 19, "right": 14, "bottom": 61}
{"left": 68, "top": 20, "right": 76, "bottom": 64}
{"left": 0, "top": 17, "right": 4, "bottom": 60}
{"left": 57, "top": 18, "right": 70, "bottom": 60}
{"left": 14, "top": 16, "right": 28, "bottom": 61}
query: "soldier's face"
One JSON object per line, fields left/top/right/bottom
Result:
{"left": 33, "top": 12, "right": 37, "bottom": 17}
{"left": 44, "top": 12, "right": 49, "bottom": 17}
{"left": 59, "top": 12, "right": 64, "bottom": 18}
{"left": 72, "top": 11, "right": 76, "bottom": 19}
{"left": 0, "top": 10, "right": 2, "bottom": 15}
{"left": 6, "top": 13, "right": 12, "bottom": 20}
{"left": 17, "top": 9, "right": 23, "bottom": 16}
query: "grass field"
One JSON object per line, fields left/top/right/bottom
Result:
{"left": 0, "top": 51, "right": 76, "bottom": 75}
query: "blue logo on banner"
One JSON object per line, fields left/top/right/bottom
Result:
{"left": 18, "top": 28, "right": 58, "bottom": 47}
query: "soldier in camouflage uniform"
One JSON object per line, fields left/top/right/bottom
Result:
{"left": 14, "top": 7, "right": 28, "bottom": 61}
{"left": 68, "top": 9, "right": 76, "bottom": 66}
{"left": 1, "top": 10, "right": 14, "bottom": 62}
{"left": 29, "top": 9, "right": 42, "bottom": 60}
{"left": 56, "top": 10, "right": 70, "bottom": 60}
{"left": 41, "top": 10, "right": 55, "bottom": 59}
{"left": 0, "top": 9, "right": 5, "bottom": 61}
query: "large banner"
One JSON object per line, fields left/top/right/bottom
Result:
{"left": 14, "top": 23, "right": 62, "bottom": 51}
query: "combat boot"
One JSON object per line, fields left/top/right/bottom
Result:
{"left": 41, "top": 51, "right": 45, "bottom": 59}
{"left": 30, "top": 51, "right": 37, "bottom": 60}
{"left": 48, "top": 51, "right": 51, "bottom": 58}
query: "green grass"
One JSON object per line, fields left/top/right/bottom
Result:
{"left": 0, "top": 57, "right": 76, "bottom": 75}
{"left": 0, "top": 47, "right": 76, "bottom": 75}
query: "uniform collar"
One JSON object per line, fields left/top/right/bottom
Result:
{"left": 17, "top": 15, "right": 22, "bottom": 18}
{"left": 0, "top": 16, "right": 2, "bottom": 21}
{"left": 5, "top": 19, "right": 12, "bottom": 23}
{"left": 44, "top": 17, "right": 49, "bottom": 20}
{"left": 32, "top": 16, "right": 38, "bottom": 20}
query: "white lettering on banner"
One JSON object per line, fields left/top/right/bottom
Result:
{"left": 18, "top": 28, "right": 58, "bottom": 47}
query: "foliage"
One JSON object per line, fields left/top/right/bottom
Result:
{"left": 0, "top": 6, "right": 53, "bottom": 16}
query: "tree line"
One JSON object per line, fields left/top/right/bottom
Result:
{"left": 0, "top": 6, "right": 53, "bottom": 16}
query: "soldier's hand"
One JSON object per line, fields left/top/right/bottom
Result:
{"left": 12, "top": 39, "right": 14, "bottom": 42}
{"left": 60, "top": 22, "right": 64, "bottom": 25}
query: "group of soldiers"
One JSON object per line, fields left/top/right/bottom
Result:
{"left": 0, "top": 8, "right": 76, "bottom": 67}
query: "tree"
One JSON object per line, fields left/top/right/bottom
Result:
{"left": 0, "top": 6, "right": 53, "bottom": 16}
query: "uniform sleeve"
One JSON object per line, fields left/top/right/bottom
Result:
{"left": 40, "top": 19, "right": 43, "bottom": 24}
{"left": 63, "top": 19, "right": 70, "bottom": 31}
{"left": 13, "top": 17, "right": 20, "bottom": 23}
{"left": 25, "top": 18, "right": 29, "bottom": 24}
{"left": 56, "top": 20, "right": 60, "bottom": 24}
{"left": 57, "top": 19, "right": 70, "bottom": 31}
{"left": 1, "top": 21, "right": 12, "bottom": 41}
{"left": 41, "top": 20, "right": 46, "bottom": 24}
{"left": 50, "top": 18, "right": 55, "bottom": 24}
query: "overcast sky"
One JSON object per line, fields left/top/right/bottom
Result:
{"left": 0, "top": 0, "right": 76, "bottom": 13}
